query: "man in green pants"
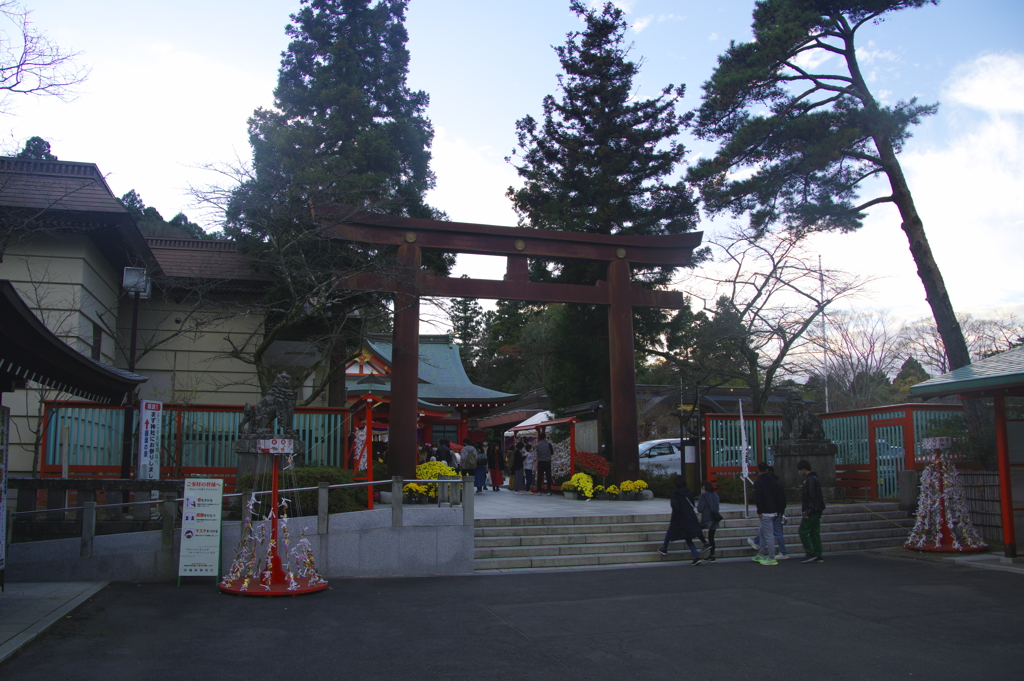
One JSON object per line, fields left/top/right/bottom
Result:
{"left": 798, "top": 460, "right": 826, "bottom": 563}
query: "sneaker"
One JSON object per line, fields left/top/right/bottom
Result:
{"left": 801, "top": 555, "right": 818, "bottom": 563}
{"left": 658, "top": 548, "right": 668, "bottom": 556}
{"left": 761, "top": 558, "right": 778, "bottom": 566}
{"left": 747, "top": 538, "right": 758, "bottom": 550}
{"left": 776, "top": 553, "right": 789, "bottom": 560}
{"left": 690, "top": 558, "right": 703, "bottom": 566}
{"left": 705, "top": 556, "right": 717, "bottom": 563}
{"left": 546, "top": 492, "right": 552, "bottom": 496}
{"left": 815, "top": 556, "right": 824, "bottom": 563}
{"left": 752, "top": 555, "right": 765, "bottom": 563}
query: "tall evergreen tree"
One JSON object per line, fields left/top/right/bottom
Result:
{"left": 236, "top": 0, "right": 440, "bottom": 221}
{"left": 214, "top": 0, "right": 449, "bottom": 395}
{"left": 507, "top": 1, "right": 700, "bottom": 422}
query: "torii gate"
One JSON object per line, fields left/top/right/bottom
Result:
{"left": 321, "top": 210, "right": 702, "bottom": 481}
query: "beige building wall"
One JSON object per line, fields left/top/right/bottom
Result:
{"left": 1, "top": 235, "right": 124, "bottom": 476}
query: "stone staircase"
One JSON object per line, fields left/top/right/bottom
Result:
{"left": 474, "top": 502, "right": 913, "bottom": 572}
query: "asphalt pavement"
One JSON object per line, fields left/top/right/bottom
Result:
{"left": 2, "top": 550, "right": 1021, "bottom": 681}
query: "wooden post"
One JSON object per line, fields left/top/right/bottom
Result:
{"left": 391, "top": 243, "right": 421, "bottom": 480}
{"left": 994, "top": 395, "right": 1017, "bottom": 557}
{"left": 607, "top": 258, "right": 640, "bottom": 482}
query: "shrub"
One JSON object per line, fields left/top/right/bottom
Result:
{"left": 637, "top": 470, "right": 674, "bottom": 497}
{"left": 715, "top": 474, "right": 749, "bottom": 504}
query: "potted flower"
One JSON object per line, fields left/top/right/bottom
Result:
{"left": 561, "top": 480, "right": 578, "bottom": 500}
{"left": 633, "top": 479, "right": 649, "bottom": 499}
{"left": 403, "top": 482, "right": 427, "bottom": 504}
{"left": 606, "top": 484, "right": 620, "bottom": 500}
{"left": 594, "top": 485, "right": 607, "bottom": 500}
{"left": 569, "top": 472, "right": 594, "bottom": 500}
{"left": 619, "top": 480, "right": 637, "bottom": 501}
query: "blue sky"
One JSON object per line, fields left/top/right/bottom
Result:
{"left": 10, "top": 0, "right": 1024, "bottom": 325}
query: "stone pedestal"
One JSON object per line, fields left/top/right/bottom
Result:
{"left": 774, "top": 440, "right": 845, "bottom": 503}
{"left": 234, "top": 434, "right": 306, "bottom": 483}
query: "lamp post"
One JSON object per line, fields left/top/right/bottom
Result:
{"left": 119, "top": 268, "right": 150, "bottom": 494}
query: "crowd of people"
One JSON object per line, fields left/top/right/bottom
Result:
{"left": 416, "top": 433, "right": 557, "bottom": 495}
{"left": 415, "top": 435, "right": 828, "bottom": 565}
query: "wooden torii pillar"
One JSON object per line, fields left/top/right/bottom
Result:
{"left": 322, "top": 211, "right": 702, "bottom": 481}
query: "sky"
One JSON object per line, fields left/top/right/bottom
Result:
{"left": 9, "top": 0, "right": 1024, "bottom": 331}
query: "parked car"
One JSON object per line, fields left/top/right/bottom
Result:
{"left": 638, "top": 438, "right": 682, "bottom": 472}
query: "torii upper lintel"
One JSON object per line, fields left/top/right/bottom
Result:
{"left": 322, "top": 211, "right": 703, "bottom": 481}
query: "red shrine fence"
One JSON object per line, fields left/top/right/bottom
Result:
{"left": 703, "top": 403, "right": 966, "bottom": 501}
{"left": 38, "top": 401, "right": 352, "bottom": 492}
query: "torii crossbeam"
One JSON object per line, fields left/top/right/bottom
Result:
{"left": 320, "top": 210, "right": 703, "bottom": 481}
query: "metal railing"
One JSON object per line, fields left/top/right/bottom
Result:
{"left": 4, "top": 476, "right": 475, "bottom": 559}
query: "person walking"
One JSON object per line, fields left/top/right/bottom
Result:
{"left": 658, "top": 476, "right": 705, "bottom": 565}
{"left": 798, "top": 459, "right": 826, "bottom": 563}
{"left": 510, "top": 442, "right": 525, "bottom": 494}
{"left": 463, "top": 439, "right": 486, "bottom": 494}
{"left": 696, "top": 481, "right": 722, "bottom": 563}
{"left": 523, "top": 443, "right": 537, "bottom": 493}
{"left": 747, "top": 465, "right": 790, "bottom": 559}
{"left": 534, "top": 432, "right": 554, "bottom": 495}
{"left": 505, "top": 441, "right": 517, "bottom": 490}
{"left": 752, "top": 461, "right": 783, "bottom": 566}
{"left": 487, "top": 441, "right": 505, "bottom": 491}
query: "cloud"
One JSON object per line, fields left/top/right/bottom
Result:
{"left": 426, "top": 126, "right": 521, "bottom": 229}
{"left": 632, "top": 15, "right": 653, "bottom": 33}
{"left": 708, "top": 32, "right": 718, "bottom": 41}
{"left": 943, "top": 52, "right": 1024, "bottom": 115}
{"left": 791, "top": 46, "right": 834, "bottom": 71}
{"left": 856, "top": 40, "right": 899, "bottom": 65}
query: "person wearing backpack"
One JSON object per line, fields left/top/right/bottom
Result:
{"left": 462, "top": 439, "right": 483, "bottom": 494}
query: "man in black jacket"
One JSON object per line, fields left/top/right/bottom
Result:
{"left": 752, "top": 462, "right": 782, "bottom": 565}
{"left": 798, "top": 459, "right": 826, "bottom": 563}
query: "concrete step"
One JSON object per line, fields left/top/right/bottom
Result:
{"left": 474, "top": 526, "right": 912, "bottom": 560}
{"left": 472, "top": 502, "right": 912, "bottom": 572}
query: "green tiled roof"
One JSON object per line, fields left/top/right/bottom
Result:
{"left": 910, "top": 346, "right": 1024, "bottom": 397}
{"left": 349, "top": 334, "right": 516, "bottom": 403}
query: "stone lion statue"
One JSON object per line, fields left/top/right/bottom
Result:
{"left": 780, "top": 389, "right": 825, "bottom": 441}
{"left": 238, "top": 373, "right": 296, "bottom": 434}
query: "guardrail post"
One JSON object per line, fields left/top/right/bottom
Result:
{"left": 76, "top": 489, "right": 95, "bottom": 522}
{"left": 462, "top": 475, "right": 474, "bottom": 526}
{"left": 80, "top": 501, "right": 96, "bottom": 558}
{"left": 162, "top": 492, "right": 176, "bottom": 548}
{"left": 5, "top": 508, "right": 13, "bottom": 548}
{"left": 317, "top": 482, "right": 329, "bottom": 535}
{"left": 391, "top": 476, "right": 403, "bottom": 527}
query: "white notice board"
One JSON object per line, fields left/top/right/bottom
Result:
{"left": 178, "top": 478, "right": 223, "bottom": 577}
{"left": 138, "top": 401, "right": 162, "bottom": 480}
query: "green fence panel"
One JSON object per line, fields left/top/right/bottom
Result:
{"left": 821, "top": 414, "right": 870, "bottom": 465}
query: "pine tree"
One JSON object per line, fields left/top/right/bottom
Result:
{"left": 240, "top": 0, "right": 440, "bottom": 221}
{"left": 507, "top": 0, "right": 700, "bottom": 418}
{"left": 219, "top": 0, "right": 449, "bottom": 394}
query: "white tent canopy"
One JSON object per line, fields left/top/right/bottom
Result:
{"left": 504, "top": 411, "right": 554, "bottom": 437}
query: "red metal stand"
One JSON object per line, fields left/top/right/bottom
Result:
{"left": 219, "top": 451, "right": 328, "bottom": 597}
